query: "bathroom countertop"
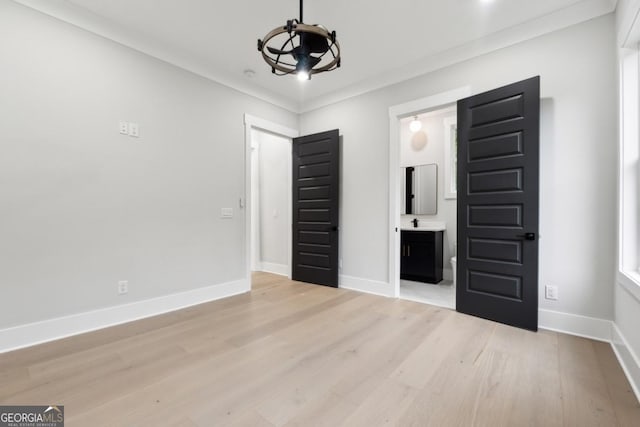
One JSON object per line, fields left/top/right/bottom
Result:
{"left": 401, "top": 222, "right": 446, "bottom": 232}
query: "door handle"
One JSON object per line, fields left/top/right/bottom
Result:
{"left": 517, "top": 232, "right": 536, "bottom": 241}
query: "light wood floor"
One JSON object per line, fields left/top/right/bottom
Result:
{"left": 1, "top": 272, "right": 639, "bottom": 426}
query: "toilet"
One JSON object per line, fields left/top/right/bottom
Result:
{"left": 451, "top": 257, "right": 457, "bottom": 288}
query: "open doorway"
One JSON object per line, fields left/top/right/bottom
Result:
{"left": 398, "top": 108, "right": 457, "bottom": 308}
{"left": 388, "top": 87, "right": 471, "bottom": 309}
{"left": 250, "top": 129, "right": 291, "bottom": 275}
{"left": 243, "top": 115, "right": 298, "bottom": 287}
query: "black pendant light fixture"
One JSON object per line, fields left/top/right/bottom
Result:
{"left": 257, "top": 0, "right": 341, "bottom": 81}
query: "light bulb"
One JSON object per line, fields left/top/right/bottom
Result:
{"left": 409, "top": 117, "right": 422, "bottom": 132}
{"left": 297, "top": 70, "right": 310, "bottom": 81}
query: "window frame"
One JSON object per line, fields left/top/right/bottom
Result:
{"left": 618, "top": 43, "right": 640, "bottom": 301}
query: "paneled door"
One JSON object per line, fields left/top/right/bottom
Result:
{"left": 456, "top": 77, "right": 540, "bottom": 331}
{"left": 292, "top": 129, "right": 340, "bottom": 287}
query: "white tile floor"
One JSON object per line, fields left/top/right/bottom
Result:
{"left": 400, "top": 279, "right": 455, "bottom": 309}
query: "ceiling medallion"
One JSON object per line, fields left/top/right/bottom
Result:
{"left": 257, "top": 0, "right": 341, "bottom": 80}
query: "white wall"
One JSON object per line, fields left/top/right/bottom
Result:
{"left": 0, "top": 1, "right": 296, "bottom": 330}
{"left": 400, "top": 111, "right": 457, "bottom": 279}
{"left": 300, "top": 14, "right": 617, "bottom": 320}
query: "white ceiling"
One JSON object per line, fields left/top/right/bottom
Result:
{"left": 14, "top": 0, "right": 616, "bottom": 112}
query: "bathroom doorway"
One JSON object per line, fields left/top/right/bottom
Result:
{"left": 397, "top": 108, "right": 457, "bottom": 308}
{"left": 388, "top": 87, "right": 471, "bottom": 309}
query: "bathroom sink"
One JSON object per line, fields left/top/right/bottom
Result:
{"left": 401, "top": 221, "right": 446, "bottom": 232}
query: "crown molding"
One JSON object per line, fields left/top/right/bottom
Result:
{"left": 300, "top": 0, "right": 616, "bottom": 113}
{"left": 11, "top": 0, "right": 615, "bottom": 115}
{"left": 10, "top": 0, "right": 300, "bottom": 113}
{"left": 617, "top": 0, "right": 640, "bottom": 45}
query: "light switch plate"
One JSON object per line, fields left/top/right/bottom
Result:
{"left": 118, "top": 280, "right": 128, "bottom": 295}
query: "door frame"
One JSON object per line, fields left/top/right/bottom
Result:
{"left": 243, "top": 114, "right": 299, "bottom": 287}
{"left": 388, "top": 87, "right": 471, "bottom": 298}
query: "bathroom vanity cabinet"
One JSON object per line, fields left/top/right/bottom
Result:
{"left": 400, "top": 230, "right": 443, "bottom": 284}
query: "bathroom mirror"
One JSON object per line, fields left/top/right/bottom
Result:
{"left": 401, "top": 163, "right": 437, "bottom": 215}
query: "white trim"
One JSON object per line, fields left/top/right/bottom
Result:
{"left": 443, "top": 115, "right": 458, "bottom": 200}
{"left": 388, "top": 87, "right": 471, "bottom": 299}
{"left": 611, "top": 323, "right": 640, "bottom": 403}
{"left": 617, "top": 0, "right": 640, "bottom": 46}
{"left": 244, "top": 115, "right": 299, "bottom": 140}
{"left": 243, "top": 114, "right": 298, "bottom": 287}
{"left": 617, "top": 42, "right": 640, "bottom": 303}
{"left": 259, "top": 262, "right": 289, "bottom": 277}
{"left": 250, "top": 141, "right": 261, "bottom": 271}
{"left": 618, "top": 47, "right": 639, "bottom": 274}
{"left": 618, "top": 270, "right": 640, "bottom": 302}
{"left": 339, "top": 275, "right": 394, "bottom": 298}
{"left": 538, "top": 309, "right": 612, "bottom": 342}
{"left": 0, "top": 279, "right": 248, "bottom": 354}
{"left": 388, "top": 88, "right": 471, "bottom": 120}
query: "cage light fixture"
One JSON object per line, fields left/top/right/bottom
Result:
{"left": 257, "top": 0, "right": 341, "bottom": 80}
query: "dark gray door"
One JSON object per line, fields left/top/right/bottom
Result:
{"left": 292, "top": 129, "right": 339, "bottom": 287}
{"left": 456, "top": 77, "right": 540, "bottom": 331}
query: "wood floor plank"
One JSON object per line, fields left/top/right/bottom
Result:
{"left": 389, "top": 311, "right": 494, "bottom": 389}
{"left": 340, "top": 378, "right": 421, "bottom": 426}
{"left": 1, "top": 272, "right": 638, "bottom": 427}
{"left": 558, "top": 334, "right": 619, "bottom": 426}
{"left": 592, "top": 340, "right": 640, "bottom": 426}
{"left": 281, "top": 391, "right": 358, "bottom": 427}
{"left": 331, "top": 305, "right": 450, "bottom": 405}
{"left": 253, "top": 311, "right": 413, "bottom": 425}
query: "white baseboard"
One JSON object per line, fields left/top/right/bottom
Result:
{"left": 339, "top": 275, "right": 394, "bottom": 298}
{"left": 538, "top": 309, "right": 612, "bottom": 342}
{"left": 0, "top": 278, "right": 249, "bottom": 354}
{"left": 612, "top": 324, "right": 640, "bottom": 403}
{"left": 259, "top": 262, "right": 288, "bottom": 277}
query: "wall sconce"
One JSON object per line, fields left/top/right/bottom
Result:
{"left": 411, "top": 130, "right": 428, "bottom": 151}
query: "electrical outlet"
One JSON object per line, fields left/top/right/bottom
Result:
{"left": 118, "top": 280, "right": 128, "bottom": 295}
{"left": 128, "top": 122, "right": 139, "bottom": 138}
{"left": 119, "top": 121, "right": 129, "bottom": 135}
{"left": 545, "top": 285, "right": 558, "bottom": 300}
{"left": 221, "top": 208, "right": 233, "bottom": 218}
